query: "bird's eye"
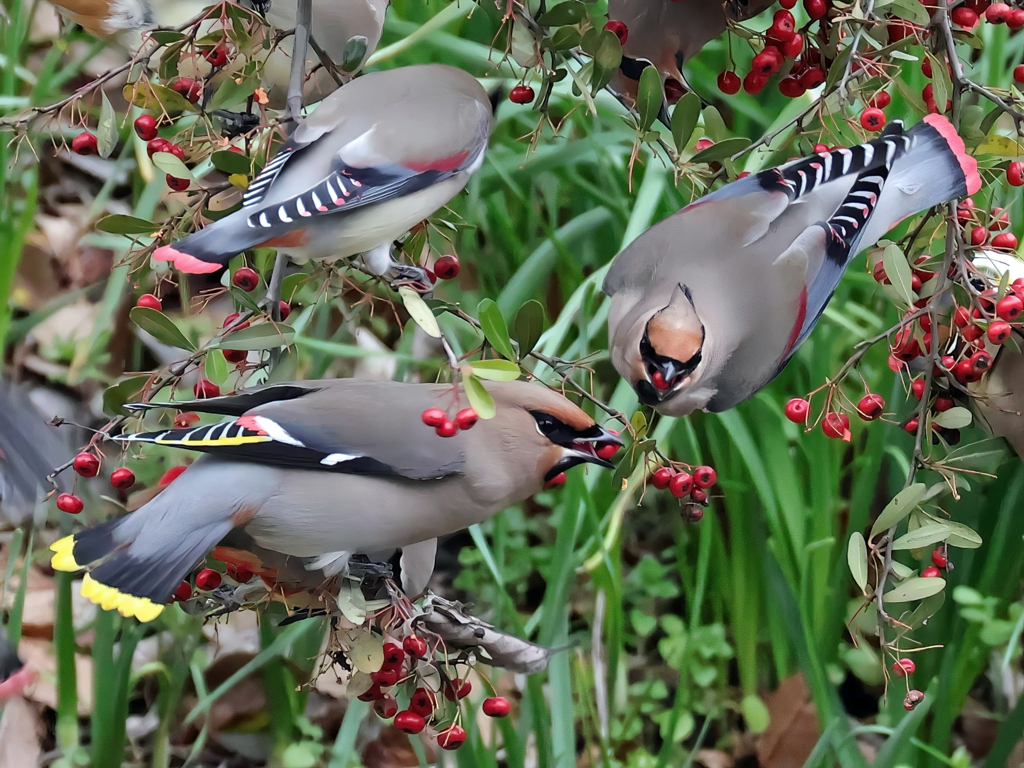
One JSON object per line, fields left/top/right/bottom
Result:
{"left": 532, "top": 413, "right": 557, "bottom": 435}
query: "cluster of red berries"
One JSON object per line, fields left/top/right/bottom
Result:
{"left": 952, "top": 0, "right": 1024, "bottom": 30}
{"left": 170, "top": 562, "right": 254, "bottom": 603}
{"left": 785, "top": 391, "right": 884, "bottom": 439}
{"left": 56, "top": 454, "right": 138, "bottom": 515}
{"left": 352, "top": 637, "right": 511, "bottom": 750}
{"left": 649, "top": 464, "right": 717, "bottom": 518}
{"left": 421, "top": 406, "right": 479, "bottom": 438}
{"left": 890, "top": 663, "right": 926, "bottom": 708}
{"left": 959, "top": 199, "right": 1018, "bottom": 251}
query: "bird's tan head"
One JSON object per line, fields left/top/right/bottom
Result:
{"left": 490, "top": 382, "right": 622, "bottom": 483}
{"left": 624, "top": 283, "right": 706, "bottom": 407}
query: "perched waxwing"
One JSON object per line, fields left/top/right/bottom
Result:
{"left": 605, "top": 115, "right": 981, "bottom": 416}
{"left": 50, "top": 379, "right": 620, "bottom": 621}
{"left": 45, "top": 0, "right": 387, "bottom": 104}
{"left": 154, "top": 64, "right": 492, "bottom": 288}
{"left": 609, "top": 0, "right": 774, "bottom": 93}
{"left": 965, "top": 250, "right": 1024, "bottom": 459}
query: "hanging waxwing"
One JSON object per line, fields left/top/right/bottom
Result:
{"left": 45, "top": 0, "right": 387, "bottom": 105}
{"left": 154, "top": 64, "right": 492, "bottom": 289}
{"left": 605, "top": 115, "right": 981, "bottom": 416}
{"left": 609, "top": 0, "right": 775, "bottom": 95}
{"left": 50, "top": 379, "right": 620, "bottom": 621}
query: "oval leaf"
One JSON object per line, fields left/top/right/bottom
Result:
{"left": 847, "top": 532, "right": 869, "bottom": 594}
{"left": 513, "top": 299, "right": 545, "bottom": 358}
{"left": 636, "top": 66, "right": 663, "bottom": 133}
{"left": 538, "top": 0, "right": 586, "bottom": 26}
{"left": 478, "top": 298, "right": 516, "bottom": 361}
{"left": 870, "top": 483, "right": 926, "bottom": 538}
{"left": 468, "top": 359, "right": 521, "bottom": 382}
{"left": 400, "top": 287, "right": 441, "bottom": 338}
{"left": 671, "top": 93, "right": 701, "bottom": 155}
{"left": 349, "top": 633, "right": 384, "bottom": 674}
{"left": 130, "top": 307, "right": 196, "bottom": 351}
{"left": 218, "top": 323, "right": 295, "bottom": 350}
{"left": 891, "top": 522, "right": 953, "bottom": 551}
{"left": 882, "top": 243, "right": 915, "bottom": 307}
{"left": 884, "top": 576, "right": 946, "bottom": 603}
{"left": 741, "top": 694, "right": 770, "bottom": 735}
{"left": 152, "top": 151, "right": 194, "bottom": 181}
{"left": 97, "top": 92, "right": 117, "bottom": 159}
{"left": 889, "top": 561, "right": 916, "bottom": 580}
{"left": 932, "top": 406, "right": 972, "bottom": 429}
{"left": 943, "top": 520, "right": 983, "bottom": 549}
{"left": 96, "top": 215, "right": 157, "bottom": 235}
{"left": 211, "top": 150, "right": 251, "bottom": 175}
{"left": 103, "top": 375, "right": 150, "bottom": 416}
{"left": 689, "top": 137, "right": 750, "bottom": 164}
{"left": 341, "top": 35, "right": 368, "bottom": 72}
{"left": 464, "top": 374, "right": 496, "bottom": 420}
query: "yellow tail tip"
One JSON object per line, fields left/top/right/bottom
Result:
{"left": 50, "top": 535, "right": 81, "bottom": 572}
{"left": 81, "top": 574, "right": 165, "bottom": 622}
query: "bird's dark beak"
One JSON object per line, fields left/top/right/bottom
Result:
{"left": 544, "top": 425, "right": 623, "bottom": 480}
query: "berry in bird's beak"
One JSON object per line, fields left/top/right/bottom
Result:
{"left": 544, "top": 472, "right": 566, "bottom": 489}
{"left": 172, "top": 581, "right": 193, "bottom": 602}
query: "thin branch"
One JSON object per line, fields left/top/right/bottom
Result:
{"left": 284, "top": 0, "right": 313, "bottom": 126}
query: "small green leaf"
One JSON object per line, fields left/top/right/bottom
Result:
{"left": 149, "top": 30, "right": 186, "bottom": 44}
{"left": 590, "top": 29, "right": 622, "bottom": 92}
{"left": 944, "top": 520, "right": 983, "bottom": 549}
{"left": 464, "top": 374, "right": 496, "bottom": 420}
{"left": 891, "top": 522, "right": 953, "bottom": 551}
{"left": 341, "top": 35, "right": 369, "bottom": 72}
{"left": 95, "top": 215, "right": 157, "bottom": 235}
{"left": 538, "top": 0, "right": 586, "bottom": 26}
{"left": 890, "top": 561, "right": 915, "bottom": 580}
{"left": 400, "top": 287, "right": 441, "bottom": 338}
{"left": 103, "top": 375, "right": 150, "bottom": 416}
{"left": 882, "top": 243, "right": 916, "bottom": 306}
{"left": 741, "top": 694, "right": 770, "bottom": 734}
{"left": 671, "top": 93, "right": 701, "bottom": 155}
{"left": 513, "top": 300, "right": 545, "bottom": 359}
{"left": 152, "top": 152, "right": 193, "bottom": 181}
{"left": 218, "top": 323, "right": 295, "bottom": 350}
{"left": 478, "top": 299, "right": 516, "bottom": 361}
{"left": 870, "top": 483, "right": 926, "bottom": 538}
{"left": 209, "top": 71, "right": 259, "bottom": 111}
{"left": 889, "top": 0, "right": 930, "bottom": 24}
{"left": 932, "top": 406, "right": 972, "bottom": 429}
{"left": 701, "top": 105, "right": 728, "bottom": 142}
{"left": 848, "top": 532, "right": 869, "bottom": 594}
{"left": 204, "top": 342, "right": 231, "bottom": 386}
{"left": 884, "top": 576, "right": 945, "bottom": 603}
{"left": 630, "top": 410, "right": 648, "bottom": 441}
{"left": 349, "top": 632, "right": 385, "bottom": 673}
{"left": 97, "top": 92, "right": 117, "bottom": 159}
{"left": 547, "top": 26, "right": 581, "bottom": 51}
{"left": 123, "top": 81, "right": 195, "bottom": 114}
{"left": 467, "top": 359, "right": 520, "bottom": 382}
{"left": 636, "top": 66, "right": 663, "bottom": 133}
{"left": 130, "top": 307, "right": 196, "bottom": 351}
{"left": 211, "top": 150, "right": 251, "bottom": 175}
{"left": 690, "top": 137, "right": 750, "bottom": 164}
{"left": 905, "top": 591, "right": 945, "bottom": 629}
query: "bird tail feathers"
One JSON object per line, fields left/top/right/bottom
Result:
{"left": 153, "top": 215, "right": 270, "bottom": 275}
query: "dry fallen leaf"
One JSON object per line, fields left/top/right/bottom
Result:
{"left": 756, "top": 674, "right": 820, "bottom": 768}
{"left": 0, "top": 697, "right": 43, "bottom": 768}
{"left": 18, "top": 638, "right": 94, "bottom": 715}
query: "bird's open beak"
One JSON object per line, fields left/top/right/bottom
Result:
{"left": 549, "top": 425, "right": 624, "bottom": 479}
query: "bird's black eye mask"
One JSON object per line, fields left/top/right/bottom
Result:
{"left": 529, "top": 411, "right": 622, "bottom": 481}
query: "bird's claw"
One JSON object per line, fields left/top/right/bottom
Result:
{"left": 389, "top": 264, "right": 434, "bottom": 297}
{"left": 347, "top": 556, "right": 393, "bottom": 582}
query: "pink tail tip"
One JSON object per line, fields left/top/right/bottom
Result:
{"left": 923, "top": 114, "right": 982, "bottom": 195}
{"left": 153, "top": 245, "right": 222, "bottom": 274}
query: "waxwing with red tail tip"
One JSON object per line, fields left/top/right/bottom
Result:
{"left": 45, "top": 0, "right": 388, "bottom": 107}
{"left": 152, "top": 65, "right": 491, "bottom": 292}
{"left": 50, "top": 379, "right": 619, "bottom": 622}
{"left": 604, "top": 115, "right": 980, "bottom": 416}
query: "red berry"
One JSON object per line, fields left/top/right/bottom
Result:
{"left": 227, "top": 565, "right": 253, "bottom": 583}
{"left": 903, "top": 418, "right": 920, "bottom": 434}
{"left": 203, "top": 43, "right": 229, "bottom": 66}
{"left": 133, "top": 115, "right": 158, "bottom": 141}
{"left": 403, "top": 635, "right": 427, "bottom": 658}
{"left": 195, "top": 568, "right": 222, "bottom": 590}
{"left": 509, "top": 85, "right": 535, "bottom": 104}
{"left": 770, "top": 9, "right": 797, "bottom": 40}
{"left": 223, "top": 312, "right": 250, "bottom": 331}
{"left": 804, "top": 0, "right": 827, "bottom": 19}
{"left": 935, "top": 396, "right": 954, "bottom": 412}
{"left": 921, "top": 58, "right": 934, "bottom": 78}
{"left": 717, "top": 71, "right": 741, "bottom": 94}
{"left": 544, "top": 472, "right": 567, "bottom": 489}
{"left": 992, "top": 232, "right": 1018, "bottom": 249}
{"left": 664, "top": 78, "right": 687, "bottom": 103}
{"left": 785, "top": 397, "right": 810, "bottom": 423}
{"left": 781, "top": 0, "right": 796, "bottom": 7}
{"left": 434, "top": 254, "right": 460, "bottom": 280}
{"left": 194, "top": 379, "right": 220, "bottom": 399}
{"left": 813, "top": 143, "right": 829, "bottom": 154}
{"left": 668, "top": 471, "right": 693, "bottom": 498}
{"left": 988, "top": 321, "right": 1012, "bottom": 344}
{"left": 444, "top": 678, "right": 471, "bottom": 701}
{"left": 888, "top": 18, "right": 915, "bottom": 42}
{"left": 970, "top": 350, "right": 993, "bottom": 373}
{"left": 136, "top": 293, "right": 162, "bottom": 310}
{"left": 172, "top": 581, "right": 192, "bottom": 602}
{"left": 970, "top": 225, "right": 988, "bottom": 246}
{"left": 159, "top": 465, "right": 188, "bottom": 486}
{"left": 357, "top": 685, "right": 384, "bottom": 702}
{"left": 438, "top": 725, "right": 467, "bottom": 750}
{"left": 690, "top": 487, "right": 708, "bottom": 504}
{"left": 798, "top": 67, "right": 825, "bottom": 91}
{"left": 987, "top": 1, "right": 1011, "bottom": 21}
{"left": 166, "top": 143, "right": 186, "bottom": 161}
{"left": 860, "top": 107, "right": 885, "bottom": 132}
{"left": 1010, "top": 7, "right": 1024, "bottom": 27}
{"left": 233, "top": 267, "right": 259, "bottom": 291}
{"left": 997, "top": 294, "right": 1023, "bottom": 321}
{"left": 382, "top": 642, "right": 405, "bottom": 668}
{"left": 166, "top": 175, "right": 190, "bottom": 192}
{"left": 421, "top": 408, "right": 446, "bottom": 427}
{"left": 693, "top": 466, "right": 716, "bottom": 488}
{"left": 892, "top": 658, "right": 916, "bottom": 677}
{"left": 870, "top": 91, "right": 891, "bottom": 109}
{"left": 110, "top": 467, "right": 136, "bottom": 490}
{"left": 951, "top": 6, "right": 979, "bottom": 28}
{"left": 911, "top": 378, "right": 926, "bottom": 400}
{"left": 1007, "top": 161, "right": 1024, "bottom": 187}
{"left": 953, "top": 306, "right": 972, "bottom": 328}
{"left": 743, "top": 72, "right": 768, "bottom": 94}
{"left": 921, "top": 565, "right": 941, "bottom": 577}
{"left": 1016, "top": 65, "right": 1024, "bottom": 83}
{"left": 873, "top": 262, "right": 890, "bottom": 284}
{"left": 170, "top": 77, "right": 201, "bottom": 103}
{"left": 822, "top": 412, "right": 850, "bottom": 439}
{"left": 410, "top": 687, "right": 435, "bottom": 716}
{"left": 651, "top": 467, "right": 675, "bottom": 489}
{"left": 371, "top": 668, "right": 399, "bottom": 687}
{"left": 780, "top": 32, "right": 803, "bottom": 59}
{"left": 146, "top": 138, "right": 170, "bottom": 158}
{"left": 483, "top": 696, "right": 511, "bottom": 717}
{"left": 436, "top": 419, "right": 458, "bottom": 438}
{"left": 856, "top": 394, "right": 885, "bottom": 420}
{"left": 779, "top": 77, "right": 806, "bottom": 98}
{"left": 73, "top": 452, "right": 100, "bottom": 477}
{"left": 931, "top": 548, "right": 948, "bottom": 568}
{"left": 71, "top": 132, "right": 98, "bottom": 155}
{"left": 685, "top": 505, "right": 704, "bottom": 522}
{"left": 596, "top": 440, "right": 620, "bottom": 460}
{"left": 990, "top": 207, "right": 1011, "bottom": 230}
{"left": 603, "top": 19, "right": 628, "bottom": 44}
{"left": 395, "top": 711, "right": 425, "bottom": 734}
{"left": 222, "top": 348, "right": 246, "bottom": 364}
{"left": 56, "top": 493, "right": 83, "bottom": 514}
{"left": 752, "top": 47, "right": 783, "bottom": 76}
{"left": 374, "top": 695, "right": 398, "bottom": 720}
{"left": 455, "top": 408, "right": 478, "bottom": 431}
{"left": 278, "top": 301, "right": 291, "bottom": 321}
{"left": 904, "top": 690, "right": 926, "bottom": 710}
